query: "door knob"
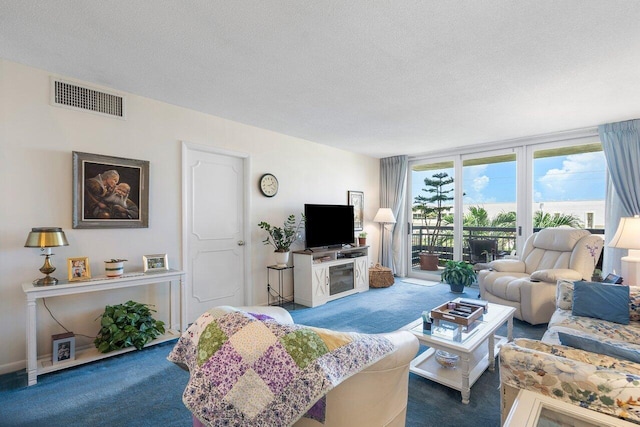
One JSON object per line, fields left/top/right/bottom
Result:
{"left": 237, "top": 240, "right": 245, "bottom": 246}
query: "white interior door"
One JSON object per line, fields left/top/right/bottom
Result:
{"left": 183, "top": 142, "right": 248, "bottom": 324}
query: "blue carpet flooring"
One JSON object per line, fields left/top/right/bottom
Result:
{"left": 288, "top": 281, "right": 546, "bottom": 427}
{"left": 0, "top": 280, "right": 545, "bottom": 426}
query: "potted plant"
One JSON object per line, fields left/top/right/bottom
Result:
{"left": 358, "top": 232, "right": 367, "bottom": 246}
{"left": 258, "top": 214, "right": 304, "bottom": 267}
{"left": 413, "top": 172, "right": 454, "bottom": 270}
{"left": 94, "top": 300, "right": 165, "bottom": 353}
{"left": 441, "top": 260, "right": 476, "bottom": 293}
{"left": 592, "top": 268, "right": 603, "bottom": 282}
{"left": 104, "top": 258, "right": 127, "bottom": 277}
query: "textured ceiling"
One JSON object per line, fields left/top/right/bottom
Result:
{"left": 2, "top": 1, "right": 640, "bottom": 158}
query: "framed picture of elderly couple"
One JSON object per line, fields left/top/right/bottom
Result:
{"left": 72, "top": 151, "right": 149, "bottom": 229}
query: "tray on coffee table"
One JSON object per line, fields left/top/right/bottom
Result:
{"left": 430, "top": 301, "right": 484, "bottom": 326}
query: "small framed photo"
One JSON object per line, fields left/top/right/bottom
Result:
{"left": 52, "top": 332, "right": 75, "bottom": 364}
{"left": 143, "top": 254, "right": 169, "bottom": 272}
{"left": 68, "top": 257, "right": 91, "bottom": 281}
{"left": 348, "top": 190, "right": 364, "bottom": 231}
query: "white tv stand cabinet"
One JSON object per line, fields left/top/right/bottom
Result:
{"left": 22, "top": 269, "right": 185, "bottom": 385}
{"left": 293, "top": 246, "right": 369, "bottom": 307}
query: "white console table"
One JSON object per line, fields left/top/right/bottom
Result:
{"left": 22, "top": 269, "right": 185, "bottom": 385}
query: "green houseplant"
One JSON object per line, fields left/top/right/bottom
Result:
{"left": 258, "top": 214, "right": 304, "bottom": 266}
{"left": 358, "top": 231, "right": 367, "bottom": 246}
{"left": 94, "top": 300, "right": 165, "bottom": 353}
{"left": 441, "top": 260, "right": 476, "bottom": 293}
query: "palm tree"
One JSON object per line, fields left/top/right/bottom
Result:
{"left": 463, "top": 206, "right": 490, "bottom": 227}
{"left": 533, "top": 210, "right": 583, "bottom": 228}
{"left": 444, "top": 206, "right": 516, "bottom": 232}
{"left": 455, "top": 206, "right": 581, "bottom": 230}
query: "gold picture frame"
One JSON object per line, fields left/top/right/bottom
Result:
{"left": 68, "top": 257, "right": 91, "bottom": 281}
{"left": 143, "top": 254, "right": 169, "bottom": 272}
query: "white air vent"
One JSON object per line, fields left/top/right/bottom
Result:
{"left": 50, "top": 78, "right": 126, "bottom": 119}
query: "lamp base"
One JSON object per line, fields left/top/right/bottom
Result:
{"left": 33, "top": 275, "right": 59, "bottom": 286}
{"left": 33, "top": 253, "right": 58, "bottom": 286}
{"left": 621, "top": 250, "right": 640, "bottom": 286}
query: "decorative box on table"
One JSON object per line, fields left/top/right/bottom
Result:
{"left": 430, "top": 301, "right": 485, "bottom": 342}
{"left": 431, "top": 301, "right": 484, "bottom": 325}
{"left": 369, "top": 264, "right": 394, "bottom": 288}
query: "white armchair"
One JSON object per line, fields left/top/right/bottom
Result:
{"left": 184, "top": 306, "right": 419, "bottom": 427}
{"left": 478, "top": 227, "right": 603, "bottom": 325}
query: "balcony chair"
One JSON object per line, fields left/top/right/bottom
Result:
{"left": 477, "top": 227, "right": 603, "bottom": 325}
{"left": 468, "top": 238, "right": 497, "bottom": 263}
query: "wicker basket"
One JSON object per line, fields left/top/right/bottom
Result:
{"left": 369, "top": 264, "right": 394, "bottom": 288}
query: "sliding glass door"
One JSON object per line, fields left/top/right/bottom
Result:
{"left": 409, "top": 158, "right": 455, "bottom": 276}
{"left": 407, "top": 134, "right": 606, "bottom": 277}
{"left": 461, "top": 151, "right": 518, "bottom": 264}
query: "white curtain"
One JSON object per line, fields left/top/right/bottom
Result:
{"left": 599, "top": 119, "right": 640, "bottom": 275}
{"left": 380, "top": 156, "right": 408, "bottom": 275}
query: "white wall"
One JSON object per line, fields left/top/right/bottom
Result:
{"left": 0, "top": 59, "right": 380, "bottom": 374}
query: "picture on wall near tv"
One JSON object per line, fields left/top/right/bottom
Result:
{"left": 304, "top": 204, "right": 355, "bottom": 249}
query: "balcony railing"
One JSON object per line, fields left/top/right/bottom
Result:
{"left": 411, "top": 225, "right": 604, "bottom": 269}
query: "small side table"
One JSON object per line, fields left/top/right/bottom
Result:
{"left": 267, "top": 265, "right": 294, "bottom": 307}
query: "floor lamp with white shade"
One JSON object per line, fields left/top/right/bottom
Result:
{"left": 374, "top": 208, "right": 396, "bottom": 267}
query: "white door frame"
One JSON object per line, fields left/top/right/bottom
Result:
{"left": 181, "top": 141, "right": 253, "bottom": 310}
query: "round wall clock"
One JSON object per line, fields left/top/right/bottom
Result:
{"left": 259, "top": 173, "right": 279, "bottom": 197}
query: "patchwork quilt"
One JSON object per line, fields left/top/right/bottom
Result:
{"left": 168, "top": 307, "right": 394, "bottom": 426}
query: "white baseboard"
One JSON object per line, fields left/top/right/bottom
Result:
{"left": 0, "top": 359, "right": 25, "bottom": 376}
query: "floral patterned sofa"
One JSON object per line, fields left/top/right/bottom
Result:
{"left": 499, "top": 279, "right": 640, "bottom": 424}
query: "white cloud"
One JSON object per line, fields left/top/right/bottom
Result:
{"left": 463, "top": 164, "right": 491, "bottom": 203}
{"left": 473, "top": 175, "right": 489, "bottom": 192}
{"left": 536, "top": 152, "right": 605, "bottom": 201}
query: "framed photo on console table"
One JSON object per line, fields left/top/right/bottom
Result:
{"left": 68, "top": 257, "right": 91, "bottom": 282}
{"left": 348, "top": 191, "right": 364, "bottom": 231}
{"left": 143, "top": 254, "right": 169, "bottom": 272}
{"left": 52, "top": 332, "right": 75, "bottom": 364}
{"left": 73, "top": 151, "right": 149, "bottom": 229}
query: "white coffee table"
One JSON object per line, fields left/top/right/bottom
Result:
{"left": 402, "top": 300, "right": 515, "bottom": 404}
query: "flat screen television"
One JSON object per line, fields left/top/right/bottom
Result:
{"left": 304, "top": 204, "right": 355, "bottom": 249}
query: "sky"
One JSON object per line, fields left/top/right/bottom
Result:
{"left": 412, "top": 151, "right": 606, "bottom": 206}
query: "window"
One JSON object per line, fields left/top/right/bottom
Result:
{"left": 532, "top": 143, "right": 604, "bottom": 232}
{"left": 408, "top": 135, "right": 606, "bottom": 277}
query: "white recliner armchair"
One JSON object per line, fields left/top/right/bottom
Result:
{"left": 478, "top": 227, "right": 603, "bottom": 325}
{"left": 185, "top": 306, "right": 419, "bottom": 427}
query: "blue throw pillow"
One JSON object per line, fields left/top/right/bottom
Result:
{"left": 559, "top": 332, "right": 640, "bottom": 364}
{"left": 572, "top": 281, "right": 629, "bottom": 325}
